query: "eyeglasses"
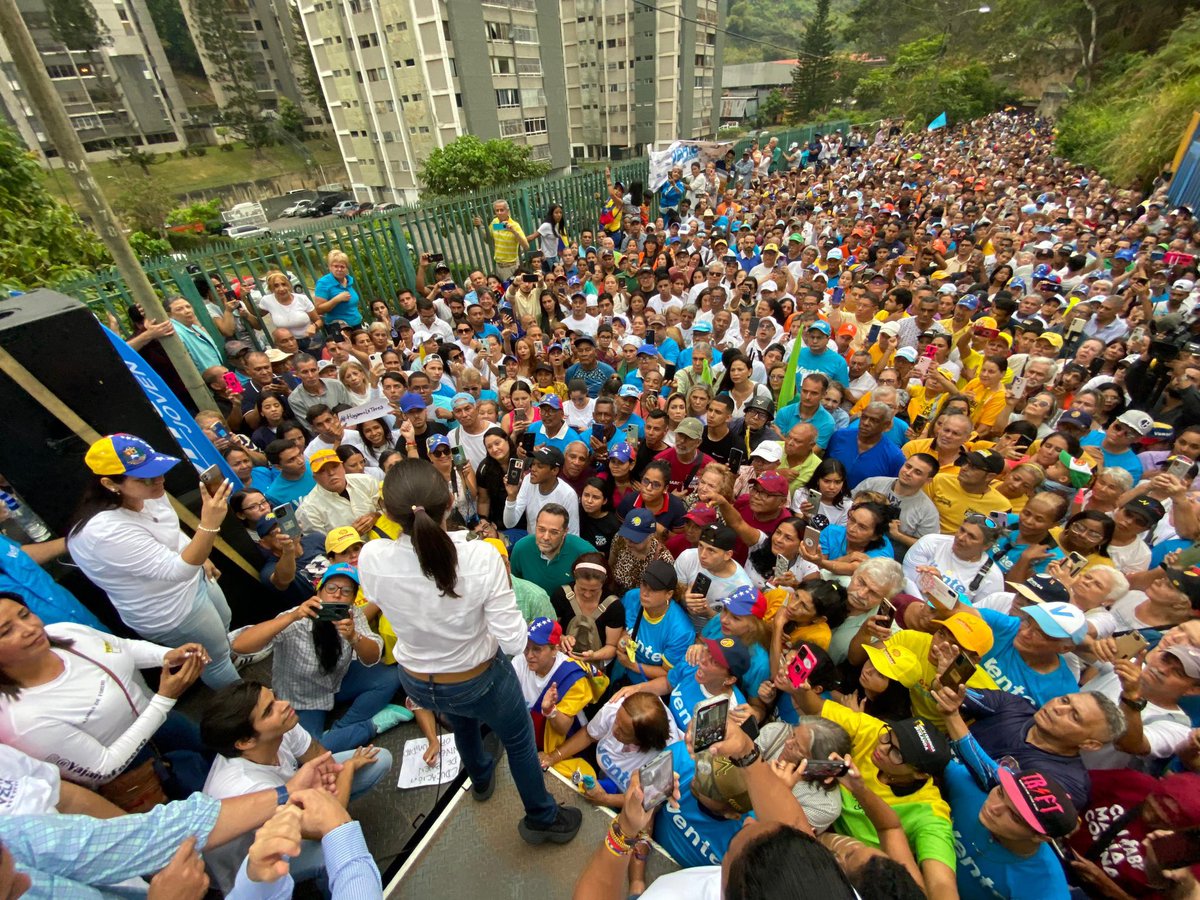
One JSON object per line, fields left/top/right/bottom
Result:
{"left": 641, "top": 480, "right": 664, "bottom": 489}
{"left": 242, "top": 498, "right": 271, "bottom": 512}
{"left": 876, "top": 728, "right": 906, "bottom": 766}
{"left": 431, "top": 448, "right": 451, "bottom": 457}
{"left": 321, "top": 584, "right": 355, "bottom": 598}
{"left": 964, "top": 513, "right": 1000, "bottom": 529}
{"left": 1069, "top": 522, "right": 1106, "bottom": 540}
{"left": 457, "top": 327, "right": 473, "bottom": 333}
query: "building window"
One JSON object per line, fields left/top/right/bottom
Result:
{"left": 519, "top": 87, "right": 545, "bottom": 106}
{"left": 516, "top": 59, "right": 541, "bottom": 75}
{"left": 496, "top": 88, "right": 519, "bottom": 108}
{"left": 512, "top": 25, "right": 537, "bottom": 43}
{"left": 500, "top": 119, "right": 523, "bottom": 136}
{"left": 492, "top": 57, "right": 513, "bottom": 75}
{"left": 523, "top": 117, "right": 546, "bottom": 135}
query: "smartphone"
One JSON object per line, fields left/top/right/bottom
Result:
{"left": 749, "top": 317, "right": 760, "bottom": 334}
{"left": 647, "top": 329, "right": 656, "bottom": 345}
{"left": 198, "top": 463, "right": 222, "bottom": 495}
{"left": 726, "top": 446, "right": 745, "bottom": 471}
{"left": 691, "top": 572, "right": 713, "bottom": 597}
{"left": 808, "top": 488, "right": 823, "bottom": 509}
{"left": 692, "top": 696, "right": 729, "bottom": 752}
{"left": 520, "top": 432, "right": 536, "bottom": 454}
{"left": 1150, "top": 830, "right": 1200, "bottom": 870}
{"left": 923, "top": 574, "right": 959, "bottom": 611}
{"left": 369, "top": 352, "right": 383, "bottom": 367}
{"left": 428, "top": 252, "right": 445, "bottom": 263}
{"left": 506, "top": 457, "right": 525, "bottom": 486}
{"left": 315, "top": 602, "right": 352, "bottom": 622}
{"left": 222, "top": 371, "right": 243, "bottom": 394}
{"left": 1129, "top": 326, "right": 1146, "bottom": 344}
{"left": 452, "top": 445, "right": 467, "bottom": 468}
{"left": 974, "top": 326, "right": 999, "bottom": 340}
{"left": 272, "top": 503, "right": 301, "bottom": 539}
{"left": 867, "top": 322, "right": 881, "bottom": 344}
{"left": 788, "top": 646, "right": 819, "bottom": 689}
{"left": 912, "top": 357, "right": 932, "bottom": 379}
{"left": 603, "top": 315, "right": 614, "bottom": 326}
{"left": 625, "top": 424, "right": 639, "bottom": 446}
{"left": 591, "top": 422, "right": 606, "bottom": 442}
{"left": 639, "top": 750, "right": 674, "bottom": 812}
{"left": 803, "top": 526, "right": 822, "bottom": 550}
{"left": 910, "top": 414, "right": 929, "bottom": 434}
{"left": 801, "top": 759, "right": 850, "bottom": 781}
{"left": 774, "top": 554, "right": 790, "bottom": 577}
{"left": 325, "top": 323, "right": 344, "bottom": 341}
{"left": 937, "top": 652, "right": 977, "bottom": 691}
{"left": 1066, "top": 551, "right": 1089, "bottom": 575}
{"left": 523, "top": 274, "right": 538, "bottom": 285}
{"left": 1168, "top": 456, "right": 1194, "bottom": 480}
{"left": 212, "top": 422, "right": 230, "bottom": 441}
{"left": 830, "top": 286, "right": 844, "bottom": 306}
{"left": 534, "top": 340, "right": 544, "bottom": 355}
{"left": 876, "top": 598, "right": 896, "bottom": 629}
{"left": 1010, "top": 375, "right": 1027, "bottom": 397}
{"left": 1111, "top": 630, "right": 1149, "bottom": 660}
{"left": 492, "top": 222, "right": 506, "bottom": 232}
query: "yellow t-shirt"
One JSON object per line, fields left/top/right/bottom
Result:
{"left": 1047, "top": 527, "right": 1114, "bottom": 572}
{"left": 820, "top": 699, "right": 951, "bottom": 820}
{"left": 924, "top": 472, "right": 1012, "bottom": 534}
{"left": 489, "top": 217, "right": 527, "bottom": 265}
{"left": 784, "top": 620, "right": 832, "bottom": 651}
{"left": 885, "top": 630, "right": 998, "bottom": 730}
{"left": 905, "top": 386, "right": 950, "bottom": 427}
{"left": 962, "top": 379, "right": 1007, "bottom": 429}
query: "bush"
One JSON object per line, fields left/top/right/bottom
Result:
{"left": 219, "top": 144, "right": 234, "bottom": 153}
{"left": 192, "top": 146, "right": 207, "bottom": 156}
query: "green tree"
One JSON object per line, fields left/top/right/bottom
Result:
{"left": 417, "top": 136, "right": 551, "bottom": 198}
{"left": 289, "top": 2, "right": 325, "bottom": 110}
{"left": 144, "top": 0, "right": 203, "bottom": 77}
{"left": 788, "top": 0, "right": 836, "bottom": 120}
{"left": 109, "top": 169, "right": 174, "bottom": 234}
{"left": 166, "top": 199, "right": 223, "bottom": 232}
{"left": 128, "top": 231, "right": 173, "bottom": 259}
{"left": 190, "top": 0, "right": 270, "bottom": 153}
{"left": 757, "top": 89, "right": 787, "bottom": 127}
{"left": 276, "top": 98, "right": 305, "bottom": 138}
{"left": 0, "top": 124, "right": 109, "bottom": 290}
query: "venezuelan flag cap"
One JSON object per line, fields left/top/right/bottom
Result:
{"left": 85, "top": 434, "right": 180, "bottom": 478}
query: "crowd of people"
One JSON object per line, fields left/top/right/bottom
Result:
{"left": 3, "top": 110, "right": 1200, "bottom": 899}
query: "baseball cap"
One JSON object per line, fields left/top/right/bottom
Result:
{"left": 641, "top": 559, "right": 678, "bottom": 591}
{"left": 324, "top": 526, "right": 365, "bottom": 554}
{"left": 309, "top": 449, "right": 342, "bottom": 472}
{"left": 699, "top": 524, "right": 737, "bottom": 551}
{"left": 574, "top": 333, "right": 596, "bottom": 346}
{"left": 1023, "top": 601, "right": 1089, "bottom": 644}
{"left": 85, "top": 434, "right": 181, "bottom": 478}
{"left": 1058, "top": 451, "right": 1095, "bottom": 488}
{"left": 807, "top": 320, "right": 832, "bottom": 336}
{"left": 750, "top": 441, "right": 783, "bottom": 463}
{"left": 265, "top": 348, "right": 292, "bottom": 363}
{"left": 937, "top": 612, "right": 995, "bottom": 656}
{"left": 531, "top": 445, "right": 564, "bottom": 468}
{"left": 451, "top": 392, "right": 476, "bottom": 409}
{"left": 837, "top": 323, "right": 857, "bottom": 338}
{"left": 618, "top": 384, "right": 641, "bottom": 398}
{"left": 399, "top": 393, "right": 427, "bottom": 412}
{"left": 692, "top": 750, "right": 753, "bottom": 814}
{"left": 721, "top": 585, "right": 768, "bottom": 618}
{"left": 538, "top": 394, "right": 563, "bottom": 410}
{"left": 1115, "top": 410, "right": 1154, "bottom": 436}
{"left": 750, "top": 471, "right": 789, "bottom": 496}
{"left": 894, "top": 346, "right": 918, "bottom": 363}
{"left": 1164, "top": 568, "right": 1200, "bottom": 608}
{"left": 675, "top": 417, "right": 704, "bottom": 440}
{"left": 527, "top": 616, "right": 563, "bottom": 646}
{"left": 683, "top": 504, "right": 718, "bottom": 527}
{"left": 1037, "top": 332, "right": 1064, "bottom": 350}
{"left": 609, "top": 441, "right": 634, "bottom": 463}
{"left": 318, "top": 562, "right": 359, "bottom": 589}
{"left": 1123, "top": 496, "right": 1166, "bottom": 526}
{"left": 963, "top": 449, "right": 1005, "bottom": 475}
{"left": 863, "top": 643, "right": 922, "bottom": 685}
{"left": 254, "top": 515, "right": 281, "bottom": 538}
{"left": 1173, "top": 279, "right": 1196, "bottom": 292}
{"left": 224, "top": 340, "right": 252, "bottom": 357}
{"left": 1058, "top": 409, "right": 1093, "bottom": 431}
{"left": 957, "top": 294, "right": 981, "bottom": 311}
{"left": 890, "top": 718, "right": 952, "bottom": 776}
{"left": 937, "top": 283, "right": 959, "bottom": 295}
{"left": 619, "top": 509, "right": 657, "bottom": 542}
{"left": 826, "top": 248, "right": 844, "bottom": 260}
{"left": 425, "top": 433, "right": 451, "bottom": 453}
{"left": 744, "top": 395, "right": 774, "bottom": 417}
{"left": 637, "top": 343, "right": 658, "bottom": 357}
{"left": 701, "top": 636, "right": 752, "bottom": 679}
{"left": 997, "top": 768, "right": 1078, "bottom": 838}
{"left": 692, "top": 321, "right": 713, "bottom": 335}
{"left": 763, "top": 243, "right": 780, "bottom": 254}
{"left": 1164, "top": 644, "right": 1200, "bottom": 679}
{"left": 1011, "top": 573, "right": 1071, "bottom": 606}
{"left": 879, "top": 320, "right": 901, "bottom": 338}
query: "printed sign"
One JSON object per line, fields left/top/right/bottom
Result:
{"left": 397, "top": 735, "right": 461, "bottom": 789}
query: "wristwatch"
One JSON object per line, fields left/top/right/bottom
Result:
{"left": 729, "top": 746, "right": 761, "bottom": 768}
{"left": 274, "top": 785, "right": 290, "bottom": 805}
{"left": 1120, "top": 694, "right": 1148, "bottom": 712}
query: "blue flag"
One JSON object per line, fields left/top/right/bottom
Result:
{"left": 927, "top": 112, "right": 948, "bottom": 131}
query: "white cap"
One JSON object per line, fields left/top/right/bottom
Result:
{"left": 750, "top": 441, "right": 783, "bottom": 463}
{"left": 1033, "top": 240, "right": 1055, "bottom": 251}
{"left": 826, "top": 248, "right": 843, "bottom": 260}
{"left": 1115, "top": 409, "right": 1154, "bottom": 436}
{"left": 761, "top": 280, "right": 778, "bottom": 292}
{"left": 937, "top": 283, "right": 959, "bottom": 295}
{"left": 879, "top": 320, "right": 901, "bottom": 337}
{"left": 1174, "top": 278, "right": 1196, "bottom": 292}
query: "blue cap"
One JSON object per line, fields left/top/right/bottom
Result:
{"left": 538, "top": 394, "right": 563, "bottom": 410}
{"left": 1059, "top": 409, "right": 1092, "bottom": 429}
{"left": 1023, "top": 601, "right": 1088, "bottom": 644}
{"left": 426, "top": 433, "right": 451, "bottom": 452}
{"left": 451, "top": 392, "right": 476, "bottom": 409}
{"left": 1007, "top": 277, "right": 1027, "bottom": 292}
{"left": 618, "top": 384, "right": 641, "bottom": 398}
{"left": 527, "top": 616, "right": 562, "bottom": 646}
{"left": 610, "top": 441, "right": 634, "bottom": 462}
{"left": 1032, "top": 264, "right": 1051, "bottom": 280}
{"left": 692, "top": 321, "right": 713, "bottom": 334}
{"left": 567, "top": 275, "right": 581, "bottom": 287}
{"left": 957, "top": 293, "right": 981, "bottom": 311}
{"left": 721, "top": 585, "right": 768, "bottom": 618}
{"left": 399, "top": 394, "right": 427, "bottom": 412}
{"left": 85, "top": 434, "right": 180, "bottom": 478}
{"left": 806, "top": 320, "right": 831, "bottom": 336}
{"left": 1114, "top": 249, "right": 1136, "bottom": 262}
{"left": 715, "top": 216, "right": 730, "bottom": 229}
{"left": 618, "top": 509, "right": 656, "bottom": 541}
{"left": 637, "top": 343, "right": 658, "bottom": 356}
{"left": 254, "top": 514, "right": 281, "bottom": 538}
{"left": 318, "top": 562, "right": 359, "bottom": 589}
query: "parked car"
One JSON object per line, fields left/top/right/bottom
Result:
{"left": 281, "top": 198, "right": 314, "bottom": 217}
{"left": 223, "top": 224, "right": 271, "bottom": 240}
{"left": 340, "top": 202, "right": 375, "bottom": 219}
{"left": 332, "top": 200, "right": 360, "bottom": 218}
{"left": 375, "top": 202, "right": 400, "bottom": 213}
{"left": 301, "top": 194, "right": 349, "bottom": 217}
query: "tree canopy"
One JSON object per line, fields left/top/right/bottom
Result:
{"left": 417, "top": 136, "right": 551, "bottom": 198}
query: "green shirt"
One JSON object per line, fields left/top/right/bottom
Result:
{"left": 513, "top": 576, "right": 556, "bottom": 624}
{"left": 509, "top": 533, "right": 592, "bottom": 597}
{"left": 834, "top": 788, "right": 957, "bottom": 872}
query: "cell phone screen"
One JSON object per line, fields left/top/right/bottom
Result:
{"left": 693, "top": 697, "right": 729, "bottom": 752}
{"left": 639, "top": 750, "right": 674, "bottom": 812}
{"left": 802, "top": 759, "right": 849, "bottom": 781}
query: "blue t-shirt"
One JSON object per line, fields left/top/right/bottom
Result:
{"left": 990, "top": 516, "right": 1063, "bottom": 575}
{"left": 652, "top": 743, "right": 744, "bottom": 868}
{"left": 825, "top": 426, "right": 906, "bottom": 488}
{"left": 977, "top": 608, "right": 1080, "bottom": 706}
{"left": 313, "top": 272, "right": 362, "bottom": 327}
{"left": 819, "top": 526, "right": 894, "bottom": 563}
{"left": 794, "top": 347, "right": 849, "bottom": 386}
{"left": 699, "top": 617, "right": 770, "bottom": 700}
{"left": 264, "top": 468, "right": 317, "bottom": 507}
{"left": 564, "top": 361, "right": 616, "bottom": 398}
{"left": 248, "top": 466, "right": 277, "bottom": 494}
{"left": 528, "top": 421, "right": 585, "bottom": 452}
{"left": 0, "top": 535, "right": 106, "bottom": 631}
{"left": 1080, "top": 432, "right": 1143, "bottom": 481}
{"left": 775, "top": 402, "right": 835, "bottom": 449}
{"left": 620, "top": 590, "right": 695, "bottom": 685}
{"left": 666, "top": 661, "right": 746, "bottom": 731}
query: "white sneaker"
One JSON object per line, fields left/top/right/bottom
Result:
{"left": 229, "top": 626, "right": 272, "bottom": 669}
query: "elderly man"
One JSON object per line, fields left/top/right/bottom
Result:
{"left": 903, "top": 514, "right": 1006, "bottom": 603}
{"left": 476, "top": 199, "right": 528, "bottom": 280}
{"left": 777, "top": 423, "right": 821, "bottom": 494}
{"left": 295, "top": 449, "right": 380, "bottom": 537}
{"left": 902, "top": 413, "right": 978, "bottom": 477}
{"left": 447, "top": 392, "right": 491, "bottom": 469}
{"left": 288, "top": 353, "right": 353, "bottom": 424}
{"left": 825, "top": 402, "right": 906, "bottom": 488}
{"left": 167, "top": 297, "right": 224, "bottom": 371}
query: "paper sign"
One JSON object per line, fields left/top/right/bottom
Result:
{"left": 339, "top": 398, "right": 391, "bottom": 427}
{"left": 397, "top": 734, "right": 461, "bottom": 789}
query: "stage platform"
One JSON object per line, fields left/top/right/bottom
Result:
{"left": 385, "top": 760, "right": 679, "bottom": 899}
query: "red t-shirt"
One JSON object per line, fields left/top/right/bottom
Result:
{"left": 732, "top": 494, "right": 789, "bottom": 564}
{"left": 653, "top": 448, "right": 714, "bottom": 494}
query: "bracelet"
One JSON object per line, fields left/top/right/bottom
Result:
{"left": 605, "top": 821, "right": 634, "bottom": 857}
{"left": 197, "top": 525, "right": 221, "bottom": 534}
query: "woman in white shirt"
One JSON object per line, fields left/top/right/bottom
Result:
{"left": 0, "top": 591, "right": 210, "bottom": 796}
{"left": 357, "top": 459, "right": 582, "bottom": 844}
{"left": 67, "top": 434, "right": 241, "bottom": 689}
{"left": 257, "top": 270, "right": 319, "bottom": 344}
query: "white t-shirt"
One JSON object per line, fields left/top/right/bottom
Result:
{"left": 1081, "top": 667, "right": 1192, "bottom": 769}
{"left": 587, "top": 697, "right": 681, "bottom": 790}
{"left": 258, "top": 293, "right": 315, "bottom": 337}
{"left": 564, "top": 398, "right": 596, "bottom": 431}
{"left": 902, "top": 534, "right": 1004, "bottom": 603}
{"left": 1107, "top": 539, "right": 1151, "bottom": 575}
{"left": 449, "top": 424, "right": 491, "bottom": 470}
{"left": 0, "top": 745, "right": 60, "bottom": 815}
{"left": 640, "top": 867, "right": 722, "bottom": 900}
{"left": 745, "top": 533, "right": 819, "bottom": 592}
{"left": 566, "top": 312, "right": 600, "bottom": 338}
{"left": 674, "top": 549, "right": 754, "bottom": 630}
{"left": 203, "top": 724, "right": 313, "bottom": 799}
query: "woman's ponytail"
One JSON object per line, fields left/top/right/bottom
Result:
{"left": 381, "top": 459, "right": 459, "bottom": 597}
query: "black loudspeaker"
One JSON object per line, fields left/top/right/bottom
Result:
{"left": 0, "top": 290, "right": 267, "bottom": 629}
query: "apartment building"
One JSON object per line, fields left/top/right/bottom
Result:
{"left": 0, "top": 0, "right": 191, "bottom": 162}
{"left": 560, "top": 0, "right": 723, "bottom": 161}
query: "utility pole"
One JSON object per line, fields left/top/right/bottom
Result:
{"left": 0, "top": 0, "right": 216, "bottom": 412}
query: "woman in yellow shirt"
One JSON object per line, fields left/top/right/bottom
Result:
{"left": 962, "top": 355, "right": 1009, "bottom": 439}
{"left": 905, "top": 366, "right": 958, "bottom": 439}
{"left": 1049, "top": 510, "right": 1116, "bottom": 572}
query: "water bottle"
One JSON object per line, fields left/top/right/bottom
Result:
{"left": 0, "top": 490, "right": 52, "bottom": 541}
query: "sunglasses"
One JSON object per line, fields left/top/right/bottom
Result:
{"left": 431, "top": 448, "right": 451, "bottom": 457}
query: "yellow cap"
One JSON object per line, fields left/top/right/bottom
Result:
{"left": 324, "top": 526, "right": 364, "bottom": 554}
{"left": 310, "top": 449, "right": 341, "bottom": 472}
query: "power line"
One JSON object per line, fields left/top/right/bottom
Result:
{"left": 627, "top": 0, "right": 828, "bottom": 60}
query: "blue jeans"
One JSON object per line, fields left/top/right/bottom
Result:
{"left": 288, "top": 748, "right": 393, "bottom": 885}
{"left": 398, "top": 652, "right": 558, "bottom": 829}
{"left": 295, "top": 661, "right": 400, "bottom": 753}
{"left": 143, "top": 579, "right": 240, "bottom": 689}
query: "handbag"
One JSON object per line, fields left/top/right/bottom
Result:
{"left": 64, "top": 647, "right": 169, "bottom": 813}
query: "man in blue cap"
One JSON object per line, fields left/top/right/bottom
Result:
{"left": 448, "top": 391, "right": 490, "bottom": 469}
{"left": 564, "top": 334, "right": 615, "bottom": 398}
{"left": 794, "top": 320, "right": 849, "bottom": 386}
{"left": 396, "top": 391, "right": 449, "bottom": 461}
{"left": 528, "top": 395, "right": 583, "bottom": 452}
{"left": 622, "top": 343, "right": 663, "bottom": 389}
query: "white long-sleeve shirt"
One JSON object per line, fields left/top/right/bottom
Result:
{"left": 0, "top": 623, "right": 174, "bottom": 787}
{"left": 357, "top": 532, "right": 527, "bottom": 674}
{"left": 294, "top": 472, "right": 380, "bottom": 536}
{"left": 503, "top": 477, "right": 580, "bottom": 534}
{"left": 68, "top": 495, "right": 202, "bottom": 633}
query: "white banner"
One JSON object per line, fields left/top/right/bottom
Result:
{"left": 648, "top": 140, "right": 735, "bottom": 191}
{"left": 338, "top": 398, "right": 391, "bottom": 427}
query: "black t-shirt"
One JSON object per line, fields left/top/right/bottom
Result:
{"left": 580, "top": 511, "right": 621, "bottom": 554}
{"left": 701, "top": 428, "right": 736, "bottom": 465}
{"left": 549, "top": 585, "right": 626, "bottom": 633}
{"left": 259, "top": 533, "right": 330, "bottom": 605}
{"left": 399, "top": 422, "right": 450, "bottom": 460}
{"left": 476, "top": 457, "right": 521, "bottom": 528}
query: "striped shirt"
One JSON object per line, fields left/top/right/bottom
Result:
{"left": 267, "top": 605, "right": 382, "bottom": 711}
{"left": 489, "top": 217, "right": 526, "bottom": 265}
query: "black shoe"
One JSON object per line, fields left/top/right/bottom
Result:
{"left": 471, "top": 769, "right": 496, "bottom": 802}
{"left": 518, "top": 805, "right": 583, "bottom": 845}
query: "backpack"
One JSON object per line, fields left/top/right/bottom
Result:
{"left": 563, "top": 587, "right": 618, "bottom": 655}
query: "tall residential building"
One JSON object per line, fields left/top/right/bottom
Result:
{"left": 560, "top": 0, "right": 722, "bottom": 161}
{"left": 0, "top": 0, "right": 191, "bottom": 161}
{"left": 296, "top": 0, "right": 720, "bottom": 203}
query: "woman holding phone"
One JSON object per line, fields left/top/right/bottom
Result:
{"left": 358, "top": 460, "right": 583, "bottom": 845}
